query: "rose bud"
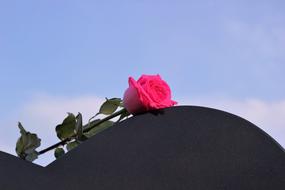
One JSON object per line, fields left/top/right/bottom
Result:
{"left": 123, "top": 74, "right": 177, "bottom": 115}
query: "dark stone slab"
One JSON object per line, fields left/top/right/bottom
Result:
{"left": 0, "top": 106, "right": 284, "bottom": 189}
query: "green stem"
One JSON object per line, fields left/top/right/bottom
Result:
{"left": 38, "top": 108, "right": 127, "bottom": 156}
{"left": 83, "top": 108, "right": 126, "bottom": 133}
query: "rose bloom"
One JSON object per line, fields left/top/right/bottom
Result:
{"left": 123, "top": 74, "right": 177, "bottom": 115}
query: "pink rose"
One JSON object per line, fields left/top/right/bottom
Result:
{"left": 123, "top": 74, "right": 177, "bottom": 115}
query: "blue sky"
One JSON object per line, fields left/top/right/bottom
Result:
{"left": 0, "top": 0, "right": 285, "bottom": 165}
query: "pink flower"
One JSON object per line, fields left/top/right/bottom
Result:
{"left": 123, "top": 74, "right": 177, "bottom": 115}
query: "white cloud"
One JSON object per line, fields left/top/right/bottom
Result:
{"left": 20, "top": 95, "right": 104, "bottom": 125}
{"left": 0, "top": 144, "right": 15, "bottom": 155}
{"left": 180, "top": 97, "right": 285, "bottom": 148}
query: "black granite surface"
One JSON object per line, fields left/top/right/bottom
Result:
{"left": 0, "top": 106, "right": 284, "bottom": 189}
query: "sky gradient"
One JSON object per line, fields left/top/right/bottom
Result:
{"left": 0, "top": 0, "right": 284, "bottom": 165}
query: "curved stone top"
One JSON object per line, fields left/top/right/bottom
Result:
{"left": 0, "top": 106, "right": 284, "bottom": 190}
